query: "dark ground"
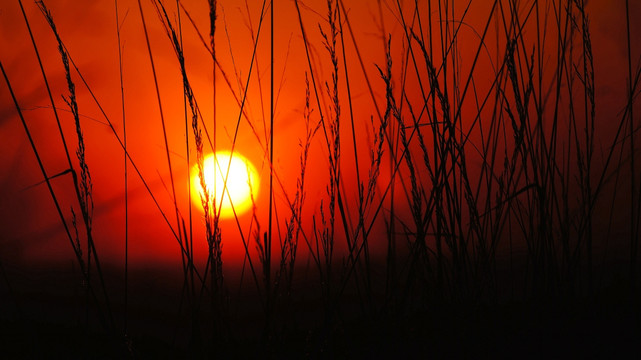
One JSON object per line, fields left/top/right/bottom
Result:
{"left": 1, "top": 259, "right": 640, "bottom": 358}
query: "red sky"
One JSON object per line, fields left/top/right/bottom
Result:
{"left": 1, "top": 0, "right": 640, "bottom": 271}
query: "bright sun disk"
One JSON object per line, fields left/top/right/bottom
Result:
{"left": 190, "top": 151, "right": 260, "bottom": 219}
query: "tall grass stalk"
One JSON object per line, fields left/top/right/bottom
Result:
{"left": 114, "top": 0, "right": 129, "bottom": 336}
{"left": 36, "top": 0, "right": 115, "bottom": 330}
{"left": 625, "top": 0, "right": 639, "bottom": 289}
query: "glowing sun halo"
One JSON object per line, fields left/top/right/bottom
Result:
{"left": 190, "top": 151, "right": 260, "bottom": 219}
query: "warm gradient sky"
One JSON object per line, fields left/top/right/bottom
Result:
{"left": 1, "top": 0, "right": 640, "bottom": 272}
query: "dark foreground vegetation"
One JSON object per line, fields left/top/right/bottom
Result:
{"left": 1, "top": 0, "right": 641, "bottom": 357}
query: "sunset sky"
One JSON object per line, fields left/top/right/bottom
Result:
{"left": 1, "top": 0, "right": 640, "bottom": 270}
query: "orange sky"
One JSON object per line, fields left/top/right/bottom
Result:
{"left": 1, "top": 0, "right": 640, "bottom": 271}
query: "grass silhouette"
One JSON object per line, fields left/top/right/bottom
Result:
{"left": 1, "top": 0, "right": 640, "bottom": 357}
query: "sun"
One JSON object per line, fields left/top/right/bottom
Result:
{"left": 190, "top": 151, "right": 260, "bottom": 219}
